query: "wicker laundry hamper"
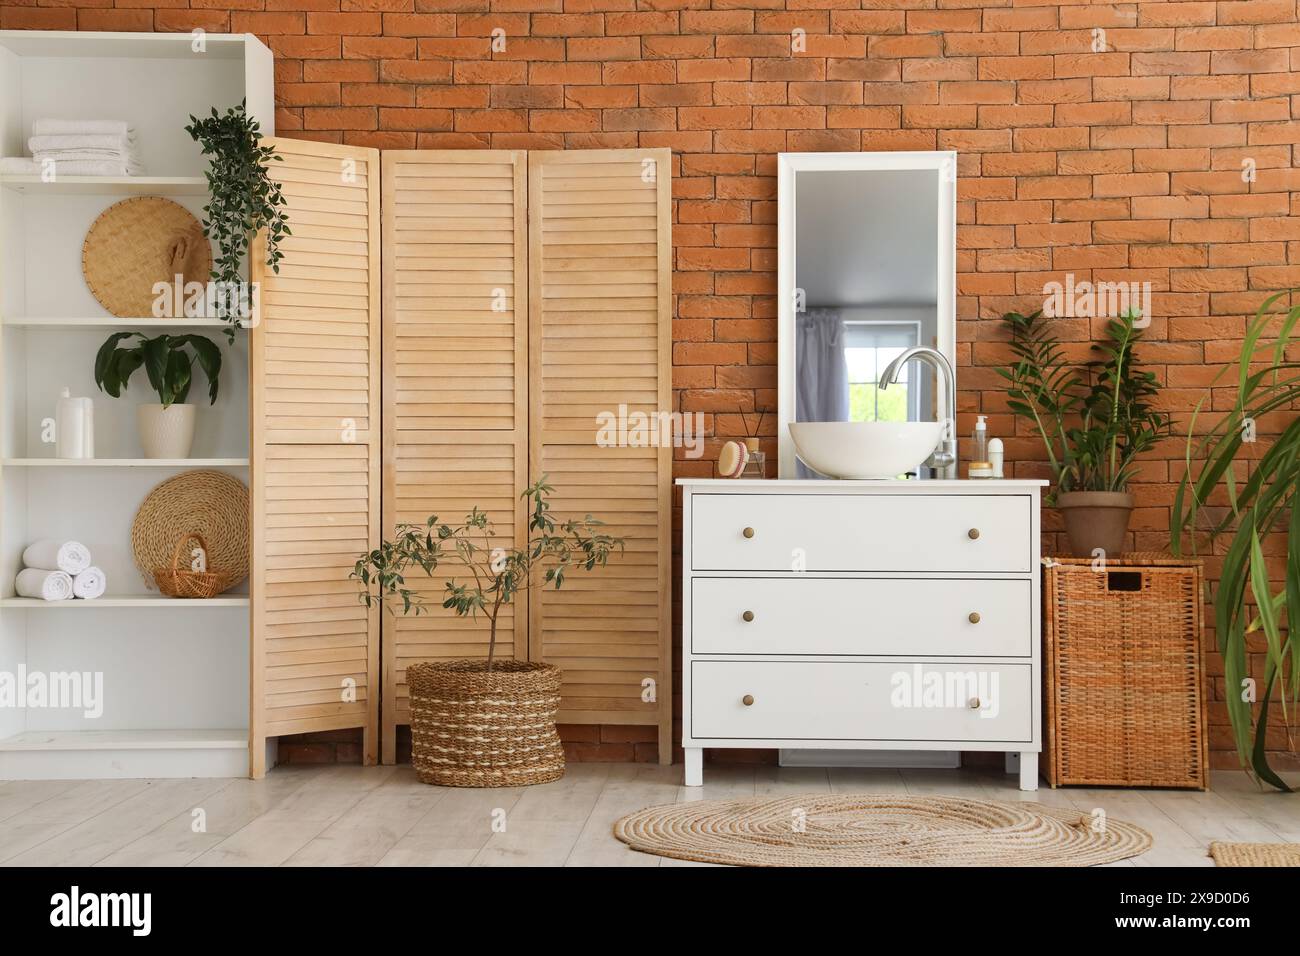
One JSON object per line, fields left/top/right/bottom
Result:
{"left": 406, "top": 659, "right": 565, "bottom": 788}
{"left": 1043, "top": 555, "right": 1208, "bottom": 789}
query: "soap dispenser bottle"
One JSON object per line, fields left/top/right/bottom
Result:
{"left": 969, "top": 415, "right": 991, "bottom": 478}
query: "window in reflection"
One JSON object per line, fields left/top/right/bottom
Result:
{"left": 844, "top": 322, "right": 919, "bottom": 423}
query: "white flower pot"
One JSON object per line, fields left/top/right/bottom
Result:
{"left": 137, "top": 403, "right": 196, "bottom": 459}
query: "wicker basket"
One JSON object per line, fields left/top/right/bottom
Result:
{"left": 1043, "top": 554, "right": 1208, "bottom": 789}
{"left": 407, "top": 659, "right": 565, "bottom": 788}
{"left": 153, "top": 532, "right": 236, "bottom": 599}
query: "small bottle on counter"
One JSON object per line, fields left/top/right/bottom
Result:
{"left": 988, "top": 437, "right": 1004, "bottom": 479}
{"left": 968, "top": 415, "right": 991, "bottom": 478}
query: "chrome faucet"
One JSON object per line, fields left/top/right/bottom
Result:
{"left": 878, "top": 346, "right": 958, "bottom": 480}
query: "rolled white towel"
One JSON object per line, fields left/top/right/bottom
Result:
{"left": 16, "top": 568, "right": 74, "bottom": 602}
{"left": 22, "top": 539, "right": 91, "bottom": 575}
{"left": 72, "top": 566, "right": 107, "bottom": 600}
{"left": 32, "top": 119, "right": 132, "bottom": 137}
{"left": 29, "top": 133, "right": 135, "bottom": 154}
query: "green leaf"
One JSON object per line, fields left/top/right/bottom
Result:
{"left": 164, "top": 350, "right": 192, "bottom": 407}
{"left": 1252, "top": 668, "right": 1292, "bottom": 792}
{"left": 142, "top": 335, "right": 171, "bottom": 401}
{"left": 93, "top": 331, "right": 137, "bottom": 394}
{"left": 183, "top": 335, "right": 223, "bottom": 405}
{"left": 112, "top": 350, "right": 145, "bottom": 396}
{"left": 1249, "top": 526, "right": 1284, "bottom": 672}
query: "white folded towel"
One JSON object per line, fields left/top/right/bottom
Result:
{"left": 34, "top": 150, "right": 130, "bottom": 163}
{"left": 32, "top": 119, "right": 132, "bottom": 137}
{"left": 28, "top": 133, "right": 135, "bottom": 154}
{"left": 0, "top": 157, "right": 142, "bottom": 177}
{"left": 23, "top": 539, "right": 91, "bottom": 575}
{"left": 72, "top": 566, "right": 107, "bottom": 600}
{"left": 34, "top": 151, "right": 137, "bottom": 166}
{"left": 16, "top": 568, "right": 74, "bottom": 601}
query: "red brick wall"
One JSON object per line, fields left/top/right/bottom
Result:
{"left": 8, "top": 0, "right": 1299, "bottom": 770}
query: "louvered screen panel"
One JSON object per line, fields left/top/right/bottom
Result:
{"left": 381, "top": 152, "right": 528, "bottom": 762}
{"left": 529, "top": 149, "right": 672, "bottom": 762}
{"left": 251, "top": 138, "right": 381, "bottom": 777}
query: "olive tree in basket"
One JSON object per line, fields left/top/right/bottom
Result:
{"left": 351, "top": 477, "right": 622, "bottom": 787}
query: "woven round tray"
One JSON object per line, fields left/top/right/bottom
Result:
{"left": 82, "top": 197, "right": 212, "bottom": 318}
{"left": 131, "top": 471, "right": 248, "bottom": 593}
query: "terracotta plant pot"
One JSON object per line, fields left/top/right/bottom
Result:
{"left": 1056, "top": 491, "right": 1133, "bottom": 558}
{"left": 406, "top": 659, "right": 565, "bottom": 788}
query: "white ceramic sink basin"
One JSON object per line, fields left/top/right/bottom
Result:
{"left": 789, "top": 421, "right": 944, "bottom": 479}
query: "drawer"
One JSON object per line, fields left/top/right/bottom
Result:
{"left": 690, "top": 660, "right": 1032, "bottom": 743}
{"left": 691, "top": 493, "right": 1032, "bottom": 573}
{"left": 692, "top": 577, "right": 1031, "bottom": 657}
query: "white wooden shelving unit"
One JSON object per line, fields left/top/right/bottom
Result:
{"left": 0, "top": 30, "right": 272, "bottom": 779}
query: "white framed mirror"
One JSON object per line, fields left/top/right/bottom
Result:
{"left": 777, "top": 152, "right": 957, "bottom": 479}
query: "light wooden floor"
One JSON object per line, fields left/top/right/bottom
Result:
{"left": 1, "top": 762, "right": 1296, "bottom": 867}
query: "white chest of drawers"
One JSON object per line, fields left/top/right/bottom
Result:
{"left": 679, "top": 478, "right": 1046, "bottom": 790}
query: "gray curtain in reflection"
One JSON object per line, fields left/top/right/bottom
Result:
{"left": 796, "top": 309, "right": 849, "bottom": 423}
{"left": 795, "top": 309, "right": 849, "bottom": 479}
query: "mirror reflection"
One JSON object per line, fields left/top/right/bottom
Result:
{"left": 793, "top": 167, "right": 942, "bottom": 477}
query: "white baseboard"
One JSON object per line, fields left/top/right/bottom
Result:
{"left": 779, "top": 748, "right": 961, "bottom": 770}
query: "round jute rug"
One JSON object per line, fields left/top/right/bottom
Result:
{"left": 614, "top": 793, "right": 1152, "bottom": 867}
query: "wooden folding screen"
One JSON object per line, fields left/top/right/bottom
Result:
{"left": 528, "top": 149, "right": 673, "bottom": 763}
{"left": 379, "top": 152, "right": 529, "bottom": 762}
{"left": 250, "top": 139, "right": 382, "bottom": 777}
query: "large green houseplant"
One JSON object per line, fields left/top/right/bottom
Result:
{"left": 353, "top": 477, "right": 622, "bottom": 787}
{"left": 997, "top": 309, "right": 1169, "bottom": 556}
{"left": 1172, "top": 293, "right": 1300, "bottom": 790}
{"left": 93, "top": 332, "right": 222, "bottom": 459}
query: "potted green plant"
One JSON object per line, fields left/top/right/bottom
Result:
{"left": 1172, "top": 293, "right": 1300, "bottom": 790}
{"left": 93, "top": 332, "right": 222, "bottom": 459}
{"left": 353, "top": 477, "right": 622, "bottom": 787}
{"left": 185, "top": 101, "right": 289, "bottom": 338}
{"left": 997, "top": 309, "right": 1168, "bottom": 557}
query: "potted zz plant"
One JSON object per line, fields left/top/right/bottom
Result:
{"left": 93, "top": 332, "right": 222, "bottom": 459}
{"left": 997, "top": 309, "right": 1168, "bottom": 557}
{"left": 353, "top": 477, "right": 622, "bottom": 788}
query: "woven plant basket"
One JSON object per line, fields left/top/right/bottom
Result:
{"left": 153, "top": 531, "right": 236, "bottom": 599}
{"left": 407, "top": 659, "right": 565, "bottom": 788}
{"left": 1043, "top": 554, "right": 1208, "bottom": 790}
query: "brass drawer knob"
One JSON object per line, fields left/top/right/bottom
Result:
{"left": 742, "top": 610, "right": 755, "bottom": 623}
{"left": 968, "top": 697, "right": 981, "bottom": 710}
{"left": 968, "top": 611, "right": 981, "bottom": 624}
{"left": 742, "top": 526, "right": 755, "bottom": 539}
{"left": 967, "top": 528, "right": 980, "bottom": 540}
{"left": 742, "top": 694, "right": 755, "bottom": 706}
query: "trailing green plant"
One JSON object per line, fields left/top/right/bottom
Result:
{"left": 352, "top": 476, "right": 623, "bottom": 670}
{"left": 184, "top": 101, "right": 289, "bottom": 339}
{"left": 1172, "top": 292, "right": 1300, "bottom": 790}
{"left": 93, "top": 332, "right": 222, "bottom": 407}
{"left": 996, "top": 309, "right": 1169, "bottom": 502}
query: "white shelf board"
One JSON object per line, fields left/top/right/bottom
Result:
{"left": 0, "top": 595, "right": 248, "bottom": 609}
{"left": 0, "top": 30, "right": 253, "bottom": 60}
{"left": 0, "top": 728, "right": 246, "bottom": 752}
{"left": 2, "top": 458, "right": 249, "bottom": 468}
{"left": 4, "top": 316, "right": 229, "bottom": 329}
{"left": 0, "top": 175, "right": 208, "bottom": 196}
